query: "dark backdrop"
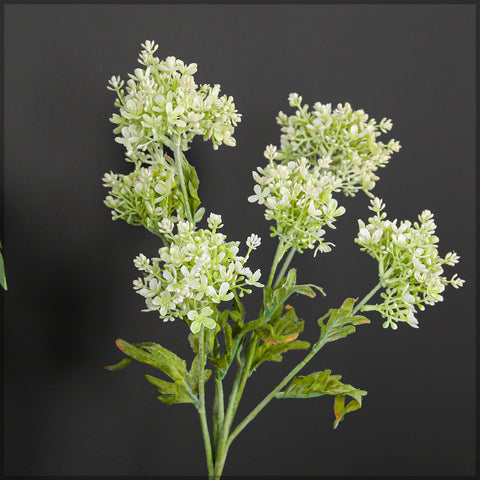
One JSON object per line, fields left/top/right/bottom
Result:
{"left": 4, "top": 3, "right": 476, "bottom": 477}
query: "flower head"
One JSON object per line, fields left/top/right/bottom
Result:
{"left": 355, "top": 197, "right": 464, "bottom": 329}
{"left": 275, "top": 97, "right": 401, "bottom": 196}
{"left": 249, "top": 155, "right": 345, "bottom": 255}
{"left": 108, "top": 41, "right": 241, "bottom": 158}
{"left": 133, "top": 217, "right": 263, "bottom": 332}
{"left": 103, "top": 162, "right": 184, "bottom": 235}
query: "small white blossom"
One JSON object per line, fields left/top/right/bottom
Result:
{"left": 107, "top": 75, "right": 124, "bottom": 91}
{"left": 288, "top": 92, "right": 302, "bottom": 106}
{"left": 188, "top": 306, "right": 216, "bottom": 333}
{"left": 246, "top": 233, "right": 262, "bottom": 250}
{"left": 245, "top": 268, "right": 263, "bottom": 287}
{"left": 207, "top": 213, "right": 223, "bottom": 230}
{"left": 450, "top": 274, "right": 465, "bottom": 289}
{"left": 134, "top": 253, "right": 150, "bottom": 271}
{"left": 263, "top": 144, "right": 278, "bottom": 160}
{"left": 444, "top": 251, "right": 460, "bottom": 266}
{"left": 248, "top": 184, "right": 270, "bottom": 205}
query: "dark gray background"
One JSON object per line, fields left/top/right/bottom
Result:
{"left": 4, "top": 3, "right": 476, "bottom": 477}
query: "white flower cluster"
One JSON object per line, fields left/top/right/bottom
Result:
{"left": 355, "top": 197, "right": 464, "bottom": 329}
{"left": 102, "top": 163, "right": 185, "bottom": 236}
{"left": 275, "top": 94, "right": 401, "bottom": 196}
{"left": 133, "top": 214, "right": 263, "bottom": 333}
{"left": 107, "top": 41, "right": 241, "bottom": 158}
{"left": 249, "top": 145, "right": 345, "bottom": 255}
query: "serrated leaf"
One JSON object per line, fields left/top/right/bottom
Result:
{"left": 262, "top": 268, "right": 325, "bottom": 319}
{"left": 251, "top": 340, "right": 311, "bottom": 372}
{"left": 257, "top": 306, "right": 305, "bottom": 344}
{"left": 317, "top": 298, "right": 370, "bottom": 345}
{"left": 145, "top": 374, "right": 195, "bottom": 404}
{"left": 115, "top": 340, "right": 188, "bottom": 382}
{"left": 143, "top": 355, "right": 212, "bottom": 405}
{"left": 276, "top": 369, "right": 367, "bottom": 427}
{"left": 333, "top": 391, "right": 365, "bottom": 429}
{"left": 115, "top": 339, "right": 198, "bottom": 404}
{"left": 186, "top": 356, "right": 212, "bottom": 395}
{"left": 240, "top": 316, "right": 270, "bottom": 335}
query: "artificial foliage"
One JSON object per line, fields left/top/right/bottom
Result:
{"left": 103, "top": 41, "right": 464, "bottom": 479}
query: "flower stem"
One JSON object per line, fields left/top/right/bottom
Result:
{"left": 212, "top": 376, "right": 224, "bottom": 460}
{"left": 273, "top": 246, "right": 296, "bottom": 288}
{"left": 352, "top": 280, "right": 383, "bottom": 315}
{"left": 197, "top": 326, "right": 214, "bottom": 478}
{"left": 173, "top": 140, "right": 194, "bottom": 225}
{"left": 214, "top": 359, "right": 244, "bottom": 479}
{"left": 267, "top": 239, "right": 286, "bottom": 288}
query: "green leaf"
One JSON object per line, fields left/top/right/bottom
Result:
{"left": 239, "top": 316, "right": 270, "bottom": 336}
{"left": 186, "top": 355, "right": 212, "bottom": 395}
{"left": 262, "top": 268, "right": 325, "bottom": 319}
{"left": 104, "top": 357, "right": 133, "bottom": 371}
{"left": 144, "top": 355, "right": 211, "bottom": 405}
{"left": 276, "top": 369, "right": 367, "bottom": 428}
{"left": 256, "top": 306, "right": 304, "bottom": 344}
{"left": 188, "top": 328, "right": 214, "bottom": 355}
{"left": 181, "top": 155, "right": 201, "bottom": 218}
{"left": 223, "top": 322, "right": 233, "bottom": 352}
{"left": 251, "top": 340, "right": 311, "bottom": 372}
{"left": 0, "top": 240, "right": 7, "bottom": 291}
{"left": 110, "top": 340, "right": 201, "bottom": 404}
{"left": 145, "top": 374, "right": 194, "bottom": 404}
{"left": 115, "top": 339, "right": 188, "bottom": 381}
{"left": 317, "top": 298, "right": 370, "bottom": 345}
{"left": 210, "top": 298, "right": 248, "bottom": 379}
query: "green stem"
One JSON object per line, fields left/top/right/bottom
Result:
{"left": 267, "top": 239, "right": 286, "bottom": 288}
{"left": 230, "top": 334, "right": 258, "bottom": 420}
{"left": 214, "top": 359, "right": 244, "bottom": 479}
{"left": 352, "top": 280, "right": 383, "bottom": 315}
{"left": 273, "top": 246, "right": 296, "bottom": 288}
{"left": 212, "top": 376, "right": 224, "bottom": 461}
{"left": 173, "top": 141, "right": 194, "bottom": 225}
{"left": 197, "top": 327, "right": 214, "bottom": 478}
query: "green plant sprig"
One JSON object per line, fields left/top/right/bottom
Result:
{"left": 103, "top": 41, "right": 464, "bottom": 479}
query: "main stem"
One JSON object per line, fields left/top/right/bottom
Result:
{"left": 198, "top": 327, "right": 214, "bottom": 478}
{"left": 212, "top": 376, "right": 224, "bottom": 459}
{"left": 214, "top": 360, "right": 244, "bottom": 479}
{"left": 213, "top": 238, "right": 289, "bottom": 478}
